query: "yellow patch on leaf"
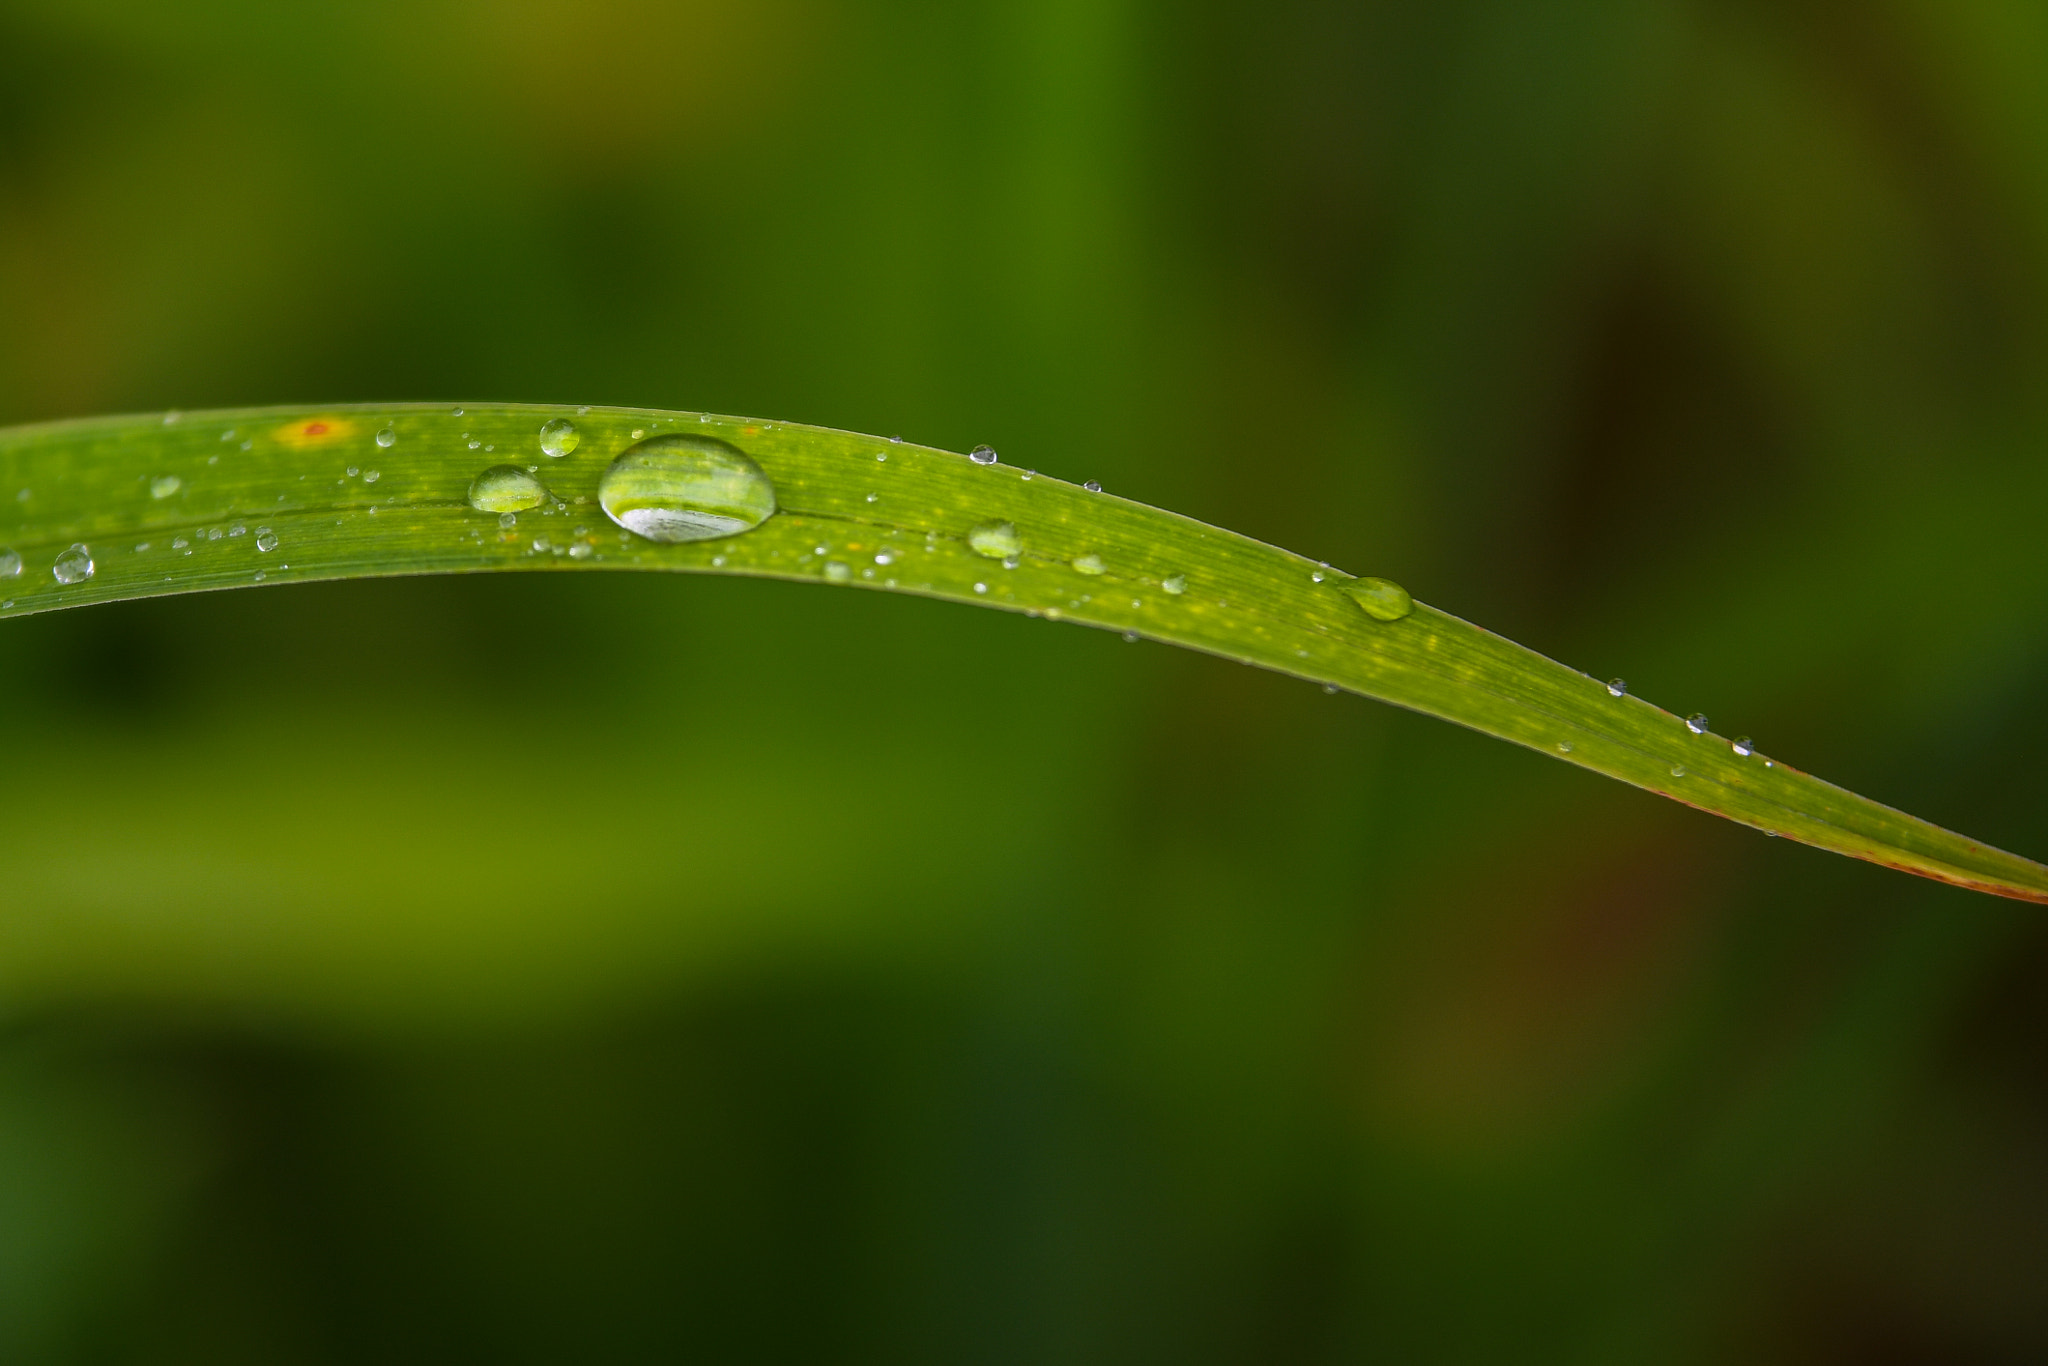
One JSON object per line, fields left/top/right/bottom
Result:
{"left": 271, "top": 416, "right": 357, "bottom": 448}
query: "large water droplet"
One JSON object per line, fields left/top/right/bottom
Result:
{"left": 1732, "top": 736, "right": 1754, "bottom": 757}
{"left": 598, "top": 434, "right": 776, "bottom": 542}
{"left": 375, "top": 427, "right": 397, "bottom": 448}
{"left": 969, "top": 445, "right": 998, "bottom": 465}
{"left": 151, "top": 475, "right": 181, "bottom": 500}
{"left": 540, "top": 418, "right": 579, "bottom": 457}
{"left": 968, "top": 520, "right": 1022, "bottom": 559}
{"left": 1343, "top": 577, "right": 1413, "bottom": 622}
{"left": 468, "top": 465, "right": 547, "bottom": 514}
{"left": 1686, "top": 714, "right": 1709, "bottom": 735}
{"left": 1607, "top": 678, "right": 1627, "bottom": 697}
{"left": 52, "top": 544, "right": 93, "bottom": 585}
{"left": 1072, "top": 553, "right": 1106, "bottom": 576}
{"left": 0, "top": 548, "right": 18, "bottom": 578}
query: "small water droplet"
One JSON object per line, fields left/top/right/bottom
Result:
{"left": 1072, "top": 553, "right": 1106, "bottom": 576}
{"left": 172, "top": 537, "right": 189, "bottom": 550}
{"left": 256, "top": 529, "right": 278, "bottom": 552}
{"left": 206, "top": 527, "right": 223, "bottom": 541}
{"left": 969, "top": 520, "right": 1022, "bottom": 559}
{"left": 376, "top": 427, "right": 396, "bottom": 448}
{"left": 865, "top": 492, "right": 879, "bottom": 503}
{"left": 568, "top": 542, "right": 592, "bottom": 560}
{"left": 1083, "top": 480, "right": 1102, "bottom": 493}
{"left": 1162, "top": 574, "right": 1186, "bottom": 595}
{"left": 599, "top": 434, "right": 776, "bottom": 542}
{"left": 467, "top": 439, "right": 482, "bottom": 450}
{"left": 1021, "top": 471, "right": 1034, "bottom": 481}
{"left": 468, "top": 464, "right": 548, "bottom": 514}
{"left": 347, "top": 466, "right": 361, "bottom": 478}
{"left": 874, "top": 549, "right": 895, "bottom": 566}
{"left": 135, "top": 542, "right": 151, "bottom": 552}
{"left": 239, "top": 440, "right": 251, "bottom": 451}
{"left": 1342, "top": 577, "right": 1413, "bottom": 622}
{"left": 364, "top": 470, "right": 380, "bottom": 484}
{"left": 1122, "top": 630, "right": 1139, "bottom": 642}
{"left": 969, "top": 445, "right": 997, "bottom": 465}
{"left": 1732, "top": 736, "right": 1754, "bottom": 757}
{"left": 0, "top": 548, "right": 19, "bottom": 578}
{"left": 1559, "top": 741, "right": 1574, "bottom": 753}
{"left": 972, "top": 582, "right": 988, "bottom": 594}
{"left": 1686, "top": 714, "right": 1709, "bottom": 735}
{"left": 220, "top": 429, "right": 236, "bottom": 441}
{"left": 207, "top": 455, "right": 218, "bottom": 465}
{"left": 52, "top": 544, "right": 93, "bottom": 584}
{"left": 876, "top": 452, "right": 887, "bottom": 462}
{"left": 532, "top": 536, "right": 552, "bottom": 553}
{"left": 1607, "top": 678, "right": 1627, "bottom": 697}
{"left": 1670, "top": 764, "right": 1687, "bottom": 778}
{"left": 1324, "top": 684, "right": 1340, "bottom": 695}
{"left": 823, "top": 560, "right": 852, "bottom": 582}
{"left": 253, "top": 571, "right": 265, "bottom": 583}
{"left": 1310, "top": 570, "right": 1325, "bottom": 583}
{"left": 229, "top": 523, "right": 246, "bottom": 537}
{"left": 499, "top": 512, "right": 517, "bottom": 529}
{"left": 452, "top": 407, "right": 465, "bottom": 416}
{"left": 540, "top": 418, "right": 579, "bottom": 457}
{"left": 577, "top": 405, "right": 592, "bottom": 416}
{"left": 710, "top": 554, "right": 726, "bottom": 567}
{"left": 150, "top": 475, "right": 181, "bottom": 499}
{"left": 630, "top": 428, "right": 646, "bottom": 440}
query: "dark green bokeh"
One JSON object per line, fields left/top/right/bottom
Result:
{"left": 3, "top": 0, "right": 2048, "bottom": 1359}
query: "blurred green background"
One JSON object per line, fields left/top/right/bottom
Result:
{"left": 3, "top": 0, "right": 2048, "bottom": 1359}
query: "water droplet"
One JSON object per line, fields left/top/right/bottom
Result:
{"left": 568, "top": 542, "right": 592, "bottom": 560}
{"left": 1083, "top": 480, "right": 1102, "bottom": 493}
{"left": 1606, "top": 678, "right": 1627, "bottom": 698}
{"left": 1686, "top": 714, "right": 1709, "bottom": 735}
{"left": 499, "top": 512, "right": 518, "bottom": 529}
{"left": 876, "top": 452, "right": 887, "bottom": 462}
{"left": 220, "top": 429, "right": 236, "bottom": 441}
{"left": 229, "top": 523, "right": 246, "bottom": 537}
{"left": 1558, "top": 741, "right": 1574, "bottom": 753}
{"left": 1072, "top": 554, "right": 1106, "bottom": 576}
{"left": 540, "top": 418, "right": 579, "bottom": 457}
{"left": 150, "top": 475, "right": 181, "bottom": 499}
{"left": 577, "top": 405, "right": 591, "bottom": 416}
{"left": 865, "top": 492, "right": 879, "bottom": 503}
{"left": 1732, "top": 736, "right": 1754, "bottom": 757}
{"left": 52, "top": 544, "right": 93, "bottom": 584}
{"left": 598, "top": 434, "right": 776, "bottom": 542}
{"left": 1021, "top": 471, "right": 1034, "bottom": 481}
{"left": 452, "top": 407, "right": 465, "bottom": 416}
{"left": 0, "top": 548, "right": 18, "bottom": 578}
{"left": 135, "top": 542, "right": 150, "bottom": 552}
{"left": 1122, "top": 630, "right": 1139, "bottom": 642}
{"left": 969, "top": 445, "right": 997, "bottom": 465}
{"left": 256, "top": 529, "right": 279, "bottom": 552}
{"left": 532, "top": 536, "right": 552, "bottom": 553}
{"left": 364, "top": 470, "right": 380, "bottom": 484}
{"left": 968, "top": 520, "right": 1022, "bottom": 559}
{"left": 172, "top": 537, "right": 189, "bottom": 550}
{"left": 874, "top": 549, "right": 895, "bottom": 566}
{"left": 711, "top": 555, "right": 726, "bottom": 567}
{"left": 206, "top": 527, "right": 223, "bottom": 541}
{"left": 467, "top": 439, "right": 482, "bottom": 450}
{"left": 631, "top": 428, "right": 645, "bottom": 440}
{"left": 972, "top": 582, "right": 988, "bottom": 594}
{"left": 1670, "top": 764, "right": 1687, "bottom": 778}
{"left": 824, "top": 560, "right": 852, "bottom": 582}
{"left": 376, "top": 427, "right": 396, "bottom": 448}
{"left": 1310, "top": 570, "right": 1325, "bottom": 583}
{"left": 253, "top": 571, "right": 265, "bottom": 583}
{"left": 1162, "top": 574, "right": 1187, "bottom": 595}
{"left": 468, "top": 464, "right": 548, "bottom": 514}
{"left": 1324, "top": 684, "right": 1340, "bottom": 695}
{"left": 812, "top": 544, "right": 828, "bottom": 556}
{"left": 1342, "top": 577, "right": 1413, "bottom": 622}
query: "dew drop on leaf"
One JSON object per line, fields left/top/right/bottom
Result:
{"left": 375, "top": 427, "right": 396, "bottom": 448}
{"left": 1072, "top": 553, "right": 1106, "bottom": 576}
{"left": 598, "top": 434, "right": 776, "bottom": 543}
{"left": 1342, "top": 576, "right": 1413, "bottom": 622}
{"left": 1163, "top": 574, "right": 1187, "bottom": 595}
{"left": 968, "top": 520, "right": 1022, "bottom": 559}
{"left": 969, "top": 445, "right": 998, "bottom": 465}
{"left": 256, "top": 529, "right": 279, "bottom": 553}
{"left": 52, "top": 544, "right": 93, "bottom": 585}
{"left": 150, "top": 475, "right": 181, "bottom": 499}
{"left": 1607, "top": 678, "right": 1627, "bottom": 697}
{"left": 1733, "top": 736, "right": 1754, "bottom": 757}
{"left": 540, "top": 418, "right": 579, "bottom": 457}
{"left": 468, "top": 465, "right": 548, "bottom": 514}
{"left": 1686, "top": 714, "right": 1709, "bottom": 735}
{"left": 824, "top": 560, "right": 852, "bottom": 582}
{"left": 0, "top": 548, "right": 19, "bottom": 578}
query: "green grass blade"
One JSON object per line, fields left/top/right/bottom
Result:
{"left": 3, "top": 402, "right": 2042, "bottom": 903}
